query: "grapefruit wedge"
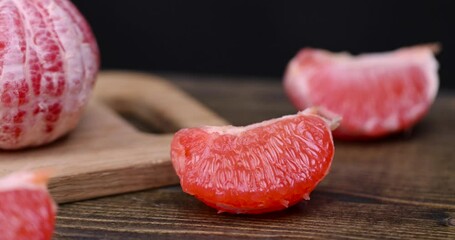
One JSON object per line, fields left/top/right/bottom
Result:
{"left": 0, "top": 171, "right": 56, "bottom": 240}
{"left": 171, "top": 108, "right": 339, "bottom": 214}
{"left": 284, "top": 44, "right": 439, "bottom": 139}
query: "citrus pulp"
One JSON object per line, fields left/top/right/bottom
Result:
{"left": 171, "top": 108, "right": 338, "bottom": 214}
{"left": 0, "top": 171, "right": 56, "bottom": 240}
{"left": 284, "top": 44, "right": 439, "bottom": 139}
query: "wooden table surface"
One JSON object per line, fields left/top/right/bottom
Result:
{"left": 54, "top": 74, "right": 455, "bottom": 239}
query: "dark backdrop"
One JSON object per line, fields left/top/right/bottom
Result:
{"left": 71, "top": 0, "right": 454, "bottom": 90}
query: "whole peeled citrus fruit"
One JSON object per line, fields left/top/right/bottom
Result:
{"left": 0, "top": 0, "right": 99, "bottom": 149}
{"left": 0, "top": 171, "right": 57, "bottom": 240}
{"left": 171, "top": 108, "right": 339, "bottom": 214}
{"left": 284, "top": 44, "right": 439, "bottom": 139}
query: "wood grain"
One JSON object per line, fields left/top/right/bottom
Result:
{"left": 0, "top": 71, "right": 227, "bottom": 203}
{"left": 55, "top": 187, "right": 455, "bottom": 239}
{"left": 53, "top": 73, "right": 455, "bottom": 239}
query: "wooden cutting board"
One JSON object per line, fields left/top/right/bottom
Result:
{"left": 0, "top": 71, "right": 228, "bottom": 203}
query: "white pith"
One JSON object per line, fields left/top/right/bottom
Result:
{"left": 203, "top": 107, "right": 340, "bottom": 135}
{"left": 0, "top": 171, "right": 47, "bottom": 192}
{"left": 0, "top": 0, "right": 98, "bottom": 149}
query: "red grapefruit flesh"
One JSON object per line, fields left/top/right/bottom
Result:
{"left": 284, "top": 44, "right": 439, "bottom": 139}
{"left": 0, "top": 171, "right": 56, "bottom": 240}
{"left": 0, "top": 0, "right": 99, "bottom": 149}
{"left": 171, "top": 108, "right": 339, "bottom": 214}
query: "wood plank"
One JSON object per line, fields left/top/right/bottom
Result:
{"left": 54, "top": 186, "right": 455, "bottom": 239}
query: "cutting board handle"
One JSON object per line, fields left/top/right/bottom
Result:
{"left": 94, "top": 71, "right": 228, "bottom": 133}
{"left": 1, "top": 71, "right": 230, "bottom": 203}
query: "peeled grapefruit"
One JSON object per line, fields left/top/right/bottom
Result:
{"left": 284, "top": 44, "right": 439, "bottom": 139}
{"left": 171, "top": 108, "right": 339, "bottom": 214}
{"left": 0, "top": 0, "right": 99, "bottom": 149}
{"left": 0, "top": 171, "right": 56, "bottom": 240}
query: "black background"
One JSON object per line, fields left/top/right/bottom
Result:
{"left": 71, "top": 0, "right": 454, "bottom": 90}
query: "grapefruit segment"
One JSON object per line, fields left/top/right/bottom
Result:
{"left": 284, "top": 44, "right": 439, "bottom": 139}
{"left": 171, "top": 108, "right": 338, "bottom": 214}
{"left": 0, "top": 171, "right": 56, "bottom": 240}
